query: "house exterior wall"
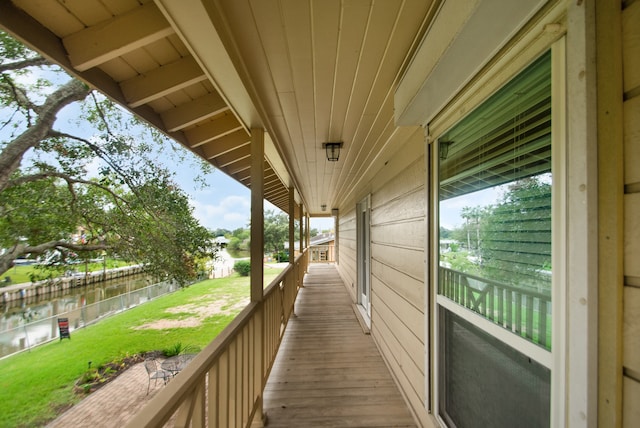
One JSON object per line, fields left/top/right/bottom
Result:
{"left": 334, "top": 1, "right": 637, "bottom": 427}
{"left": 337, "top": 206, "right": 358, "bottom": 303}
{"left": 622, "top": 1, "right": 640, "bottom": 426}
{"left": 369, "top": 134, "right": 427, "bottom": 424}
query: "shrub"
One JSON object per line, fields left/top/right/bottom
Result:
{"left": 163, "top": 342, "right": 186, "bottom": 357}
{"left": 234, "top": 260, "right": 251, "bottom": 276}
{"left": 276, "top": 251, "right": 289, "bottom": 262}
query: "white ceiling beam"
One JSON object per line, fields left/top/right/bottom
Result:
{"left": 161, "top": 92, "right": 229, "bottom": 132}
{"left": 120, "top": 56, "right": 206, "bottom": 108}
{"left": 63, "top": 2, "right": 174, "bottom": 71}
{"left": 184, "top": 114, "right": 244, "bottom": 147}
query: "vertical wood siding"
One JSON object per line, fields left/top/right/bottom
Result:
{"left": 623, "top": 1, "right": 640, "bottom": 426}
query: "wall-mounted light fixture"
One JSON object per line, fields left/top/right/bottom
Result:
{"left": 321, "top": 204, "right": 327, "bottom": 211}
{"left": 439, "top": 140, "right": 452, "bottom": 160}
{"left": 322, "top": 142, "right": 343, "bottom": 161}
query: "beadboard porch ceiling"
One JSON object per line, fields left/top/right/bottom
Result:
{"left": 0, "top": 0, "right": 434, "bottom": 217}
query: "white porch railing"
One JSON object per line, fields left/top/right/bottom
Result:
{"left": 308, "top": 244, "right": 334, "bottom": 263}
{"left": 126, "top": 250, "right": 308, "bottom": 428}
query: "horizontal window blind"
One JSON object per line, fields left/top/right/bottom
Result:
{"left": 439, "top": 51, "right": 552, "bottom": 201}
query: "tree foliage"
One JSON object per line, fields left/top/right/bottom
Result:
{"left": 0, "top": 32, "right": 214, "bottom": 284}
{"left": 263, "top": 210, "right": 289, "bottom": 257}
{"left": 478, "top": 176, "right": 552, "bottom": 288}
{"left": 227, "top": 227, "right": 250, "bottom": 253}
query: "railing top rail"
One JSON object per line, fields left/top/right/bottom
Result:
{"left": 439, "top": 266, "right": 551, "bottom": 300}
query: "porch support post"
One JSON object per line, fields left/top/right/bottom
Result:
{"left": 249, "top": 128, "right": 265, "bottom": 427}
{"left": 288, "top": 187, "right": 295, "bottom": 263}
{"left": 595, "top": 1, "right": 623, "bottom": 425}
{"left": 334, "top": 210, "right": 339, "bottom": 264}
{"left": 250, "top": 128, "right": 264, "bottom": 302}
{"left": 299, "top": 203, "right": 304, "bottom": 254}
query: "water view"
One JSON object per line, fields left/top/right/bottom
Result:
{"left": 0, "top": 274, "right": 179, "bottom": 358}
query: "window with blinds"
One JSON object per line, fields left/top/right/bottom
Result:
{"left": 438, "top": 50, "right": 552, "bottom": 348}
{"left": 436, "top": 50, "right": 553, "bottom": 427}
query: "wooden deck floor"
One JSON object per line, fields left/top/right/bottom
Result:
{"left": 263, "top": 264, "right": 417, "bottom": 427}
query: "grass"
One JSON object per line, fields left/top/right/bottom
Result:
{"left": 1, "top": 259, "right": 132, "bottom": 287}
{"left": 0, "top": 267, "right": 283, "bottom": 428}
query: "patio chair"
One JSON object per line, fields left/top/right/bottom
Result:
{"left": 144, "top": 358, "right": 171, "bottom": 395}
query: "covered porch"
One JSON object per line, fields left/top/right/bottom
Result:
{"left": 125, "top": 259, "right": 415, "bottom": 427}
{"left": 264, "top": 263, "right": 415, "bottom": 427}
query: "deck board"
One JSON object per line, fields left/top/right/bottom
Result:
{"left": 263, "top": 264, "right": 417, "bottom": 427}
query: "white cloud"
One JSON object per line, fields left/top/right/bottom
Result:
{"left": 190, "top": 195, "right": 250, "bottom": 230}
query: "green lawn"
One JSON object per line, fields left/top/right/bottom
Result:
{"left": 0, "top": 268, "right": 282, "bottom": 428}
{"left": 1, "top": 259, "right": 132, "bottom": 287}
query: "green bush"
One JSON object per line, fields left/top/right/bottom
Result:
{"left": 163, "top": 342, "right": 186, "bottom": 357}
{"left": 234, "top": 260, "right": 251, "bottom": 276}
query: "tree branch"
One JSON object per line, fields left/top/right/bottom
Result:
{"left": 0, "top": 56, "right": 48, "bottom": 73}
{"left": 0, "top": 240, "right": 110, "bottom": 276}
{"left": 0, "top": 77, "right": 39, "bottom": 113}
{"left": 6, "top": 171, "right": 126, "bottom": 204}
{"left": 0, "top": 79, "right": 90, "bottom": 192}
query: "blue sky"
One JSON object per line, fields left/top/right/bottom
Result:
{"left": 176, "top": 167, "right": 334, "bottom": 233}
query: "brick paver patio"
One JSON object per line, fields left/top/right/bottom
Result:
{"left": 46, "top": 361, "right": 162, "bottom": 428}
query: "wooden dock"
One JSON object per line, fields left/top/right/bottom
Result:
{"left": 263, "top": 264, "right": 417, "bottom": 427}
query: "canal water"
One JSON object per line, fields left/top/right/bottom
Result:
{"left": 0, "top": 274, "right": 180, "bottom": 359}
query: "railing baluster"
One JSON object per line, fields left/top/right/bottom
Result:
{"left": 235, "top": 335, "right": 242, "bottom": 426}
{"left": 515, "top": 292, "right": 522, "bottom": 334}
{"left": 487, "top": 284, "right": 496, "bottom": 320}
{"left": 506, "top": 290, "right": 513, "bottom": 331}
{"left": 486, "top": 284, "right": 493, "bottom": 318}
{"left": 247, "top": 317, "right": 254, "bottom": 421}
{"left": 526, "top": 295, "right": 534, "bottom": 340}
{"left": 452, "top": 269, "right": 457, "bottom": 297}
{"left": 209, "top": 364, "right": 218, "bottom": 428}
{"left": 498, "top": 286, "right": 504, "bottom": 326}
{"left": 191, "top": 379, "right": 206, "bottom": 428}
{"left": 443, "top": 269, "right": 447, "bottom": 295}
{"left": 448, "top": 269, "right": 455, "bottom": 301}
{"left": 219, "top": 351, "right": 229, "bottom": 427}
{"left": 242, "top": 325, "right": 251, "bottom": 426}
{"left": 539, "top": 300, "right": 548, "bottom": 348}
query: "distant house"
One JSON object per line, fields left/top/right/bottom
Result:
{"left": 284, "top": 233, "right": 335, "bottom": 262}
{"left": 309, "top": 233, "right": 335, "bottom": 262}
{"left": 439, "top": 239, "right": 458, "bottom": 253}
{"left": 214, "top": 236, "right": 229, "bottom": 248}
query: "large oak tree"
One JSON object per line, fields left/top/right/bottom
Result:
{"left": 0, "top": 32, "right": 215, "bottom": 284}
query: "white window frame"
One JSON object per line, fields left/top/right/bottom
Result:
{"left": 428, "top": 37, "right": 567, "bottom": 427}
